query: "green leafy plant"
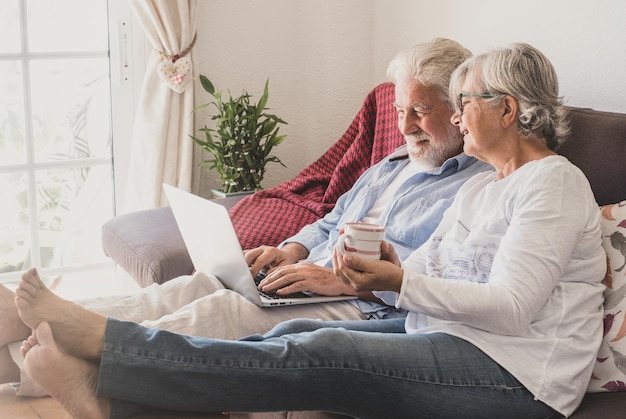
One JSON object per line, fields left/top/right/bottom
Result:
{"left": 190, "top": 75, "right": 287, "bottom": 194}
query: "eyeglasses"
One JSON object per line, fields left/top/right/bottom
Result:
{"left": 458, "top": 93, "right": 496, "bottom": 116}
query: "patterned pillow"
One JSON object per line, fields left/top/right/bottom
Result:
{"left": 588, "top": 201, "right": 626, "bottom": 392}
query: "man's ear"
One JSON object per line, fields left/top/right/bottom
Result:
{"left": 501, "top": 95, "right": 518, "bottom": 128}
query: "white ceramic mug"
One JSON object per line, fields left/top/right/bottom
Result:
{"left": 336, "top": 222, "right": 386, "bottom": 260}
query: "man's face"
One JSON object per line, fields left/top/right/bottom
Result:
{"left": 393, "top": 77, "right": 464, "bottom": 168}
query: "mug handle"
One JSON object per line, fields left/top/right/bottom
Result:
{"left": 336, "top": 233, "right": 352, "bottom": 255}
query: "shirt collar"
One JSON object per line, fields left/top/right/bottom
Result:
{"left": 386, "top": 144, "right": 477, "bottom": 174}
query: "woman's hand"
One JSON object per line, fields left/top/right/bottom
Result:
{"left": 332, "top": 241, "right": 403, "bottom": 293}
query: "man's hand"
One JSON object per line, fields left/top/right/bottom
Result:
{"left": 244, "top": 243, "right": 309, "bottom": 278}
{"left": 332, "top": 241, "right": 403, "bottom": 293}
{"left": 258, "top": 263, "right": 359, "bottom": 297}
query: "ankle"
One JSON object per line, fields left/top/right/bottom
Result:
{"left": 65, "top": 313, "right": 108, "bottom": 362}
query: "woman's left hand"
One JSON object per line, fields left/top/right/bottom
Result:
{"left": 332, "top": 241, "right": 403, "bottom": 293}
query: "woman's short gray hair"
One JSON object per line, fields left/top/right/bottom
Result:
{"left": 387, "top": 38, "right": 472, "bottom": 108}
{"left": 450, "top": 43, "right": 569, "bottom": 150}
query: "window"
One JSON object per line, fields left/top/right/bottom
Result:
{"left": 0, "top": 0, "right": 137, "bottom": 284}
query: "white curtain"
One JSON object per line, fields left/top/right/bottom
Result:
{"left": 124, "top": 0, "right": 198, "bottom": 212}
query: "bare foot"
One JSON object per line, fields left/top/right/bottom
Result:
{"left": 22, "top": 322, "right": 109, "bottom": 419}
{"left": 0, "top": 284, "right": 30, "bottom": 347}
{"left": 15, "top": 268, "right": 107, "bottom": 361}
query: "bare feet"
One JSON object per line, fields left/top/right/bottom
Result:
{"left": 22, "top": 322, "right": 110, "bottom": 419}
{"left": 15, "top": 268, "right": 107, "bottom": 361}
{"left": 0, "top": 284, "right": 30, "bottom": 347}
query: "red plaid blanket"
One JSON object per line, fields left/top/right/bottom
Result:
{"left": 229, "top": 82, "right": 405, "bottom": 249}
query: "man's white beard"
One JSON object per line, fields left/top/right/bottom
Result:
{"left": 406, "top": 128, "right": 463, "bottom": 168}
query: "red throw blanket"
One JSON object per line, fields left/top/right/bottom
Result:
{"left": 229, "top": 82, "right": 405, "bottom": 249}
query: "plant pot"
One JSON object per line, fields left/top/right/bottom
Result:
{"left": 210, "top": 189, "right": 255, "bottom": 199}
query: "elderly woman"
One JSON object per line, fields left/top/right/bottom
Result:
{"left": 15, "top": 43, "right": 604, "bottom": 419}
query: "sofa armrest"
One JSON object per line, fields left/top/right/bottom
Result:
{"left": 102, "top": 195, "right": 244, "bottom": 287}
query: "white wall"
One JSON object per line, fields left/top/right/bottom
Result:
{"left": 193, "top": 0, "right": 626, "bottom": 194}
{"left": 194, "top": 0, "right": 375, "bottom": 195}
{"left": 374, "top": 0, "right": 626, "bottom": 113}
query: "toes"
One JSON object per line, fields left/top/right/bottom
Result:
{"left": 15, "top": 281, "right": 39, "bottom": 299}
{"left": 34, "top": 322, "right": 54, "bottom": 346}
{"left": 20, "top": 323, "right": 55, "bottom": 359}
{"left": 15, "top": 285, "right": 35, "bottom": 301}
{"left": 27, "top": 334, "right": 38, "bottom": 347}
{"left": 19, "top": 268, "right": 43, "bottom": 293}
{"left": 21, "top": 334, "right": 37, "bottom": 358}
{"left": 16, "top": 268, "right": 46, "bottom": 300}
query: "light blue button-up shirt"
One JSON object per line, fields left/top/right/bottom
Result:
{"left": 282, "top": 146, "right": 493, "bottom": 266}
{"left": 281, "top": 145, "right": 493, "bottom": 318}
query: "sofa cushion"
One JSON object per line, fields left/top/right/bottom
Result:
{"left": 102, "top": 196, "right": 244, "bottom": 287}
{"left": 572, "top": 391, "right": 626, "bottom": 418}
{"left": 102, "top": 207, "right": 192, "bottom": 287}
{"left": 558, "top": 107, "right": 626, "bottom": 206}
{"left": 589, "top": 201, "right": 626, "bottom": 392}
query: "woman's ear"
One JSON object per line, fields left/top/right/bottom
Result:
{"left": 501, "top": 95, "right": 518, "bottom": 128}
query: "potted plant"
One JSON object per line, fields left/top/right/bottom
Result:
{"left": 191, "top": 75, "right": 288, "bottom": 196}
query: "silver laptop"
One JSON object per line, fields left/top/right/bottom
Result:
{"left": 163, "top": 183, "right": 358, "bottom": 307}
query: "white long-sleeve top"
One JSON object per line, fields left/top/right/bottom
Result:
{"left": 374, "top": 155, "right": 606, "bottom": 417}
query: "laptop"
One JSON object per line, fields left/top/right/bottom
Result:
{"left": 163, "top": 183, "right": 358, "bottom": 307}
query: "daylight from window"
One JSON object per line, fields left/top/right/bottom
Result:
{"left": 0, "top": 0, "right": 115, "bottom": 284}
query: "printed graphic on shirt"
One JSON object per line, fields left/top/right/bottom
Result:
{"left": 425, "top": 235, "right": 496, "bottom": 283}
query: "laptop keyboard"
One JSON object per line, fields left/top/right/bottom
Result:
{"left": 254, "top": 271, "right": 310, "bottom": 299}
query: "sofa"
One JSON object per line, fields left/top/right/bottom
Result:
{"left": 102, "top": 83, "right": 626, "bottom": 417}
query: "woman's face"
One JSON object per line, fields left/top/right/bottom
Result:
{"left": 450, "top": 71, "right": 503, "bottom": 165}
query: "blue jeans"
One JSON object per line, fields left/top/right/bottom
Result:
{"left": 98, "top": 317, "right": 560, "bottom": 419}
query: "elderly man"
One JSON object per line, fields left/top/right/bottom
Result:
{"left": 1, "top": 37, "right": 491, "bottom": 397}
